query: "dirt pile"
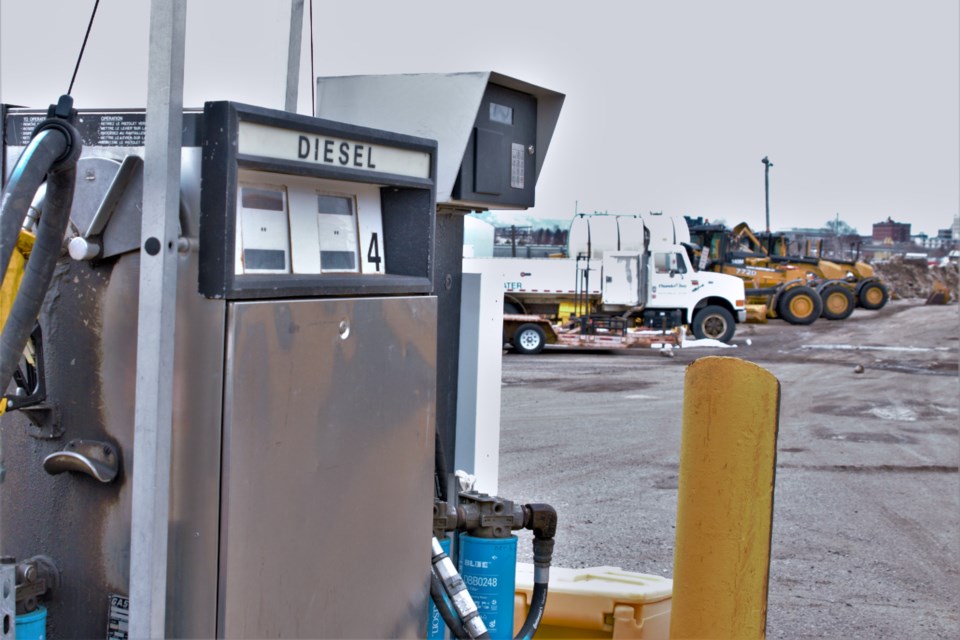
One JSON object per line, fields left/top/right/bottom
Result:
{"left": 874, "top": 258, "right": 959, "bottom": 299}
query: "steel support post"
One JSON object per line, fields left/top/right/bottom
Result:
{"left": 128, "top": 1, "right": 187, "bottom": 637}
{"left": 455, "top": 272, "right": 504, "bottom": 495}
{"left": 285, "top": 0, "right": 305, "bottom": 112}
{"left": 0, "top": 558, "right": 13, "bottom": 640}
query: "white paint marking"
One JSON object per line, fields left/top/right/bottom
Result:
{"left": 802, "top": 344, "right": 951, "bottom": 353}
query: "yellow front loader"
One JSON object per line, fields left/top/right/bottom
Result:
{"left": 688, "top": 223, "right": 824, "bottom": 325}
{"left": 758, "top": 229, "right": 890, "bottom": 312}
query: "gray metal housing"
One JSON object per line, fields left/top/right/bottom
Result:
{"left": 316, "top": 72, "right": 564, "bottom": 211}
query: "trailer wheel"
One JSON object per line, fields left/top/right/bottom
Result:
{"left": 858, "top": 281, "right": 889, "bottom": 310}
{"left": 692, "top": 305, "right": 736, "bottom": 343}
{"left": 512, "top": 323, "right": 546, "bottom": 354}
{"left": 820, "top": 285, "right": 855, "bottom": 320}
{"left": 778, "top": 285, "right": 822, "bottom": 325}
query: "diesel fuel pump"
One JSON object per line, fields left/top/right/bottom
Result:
{"left": 2, "top": 67, "right": 563, "bottom": 637}
{"left": 2, "top": 99, "right": 440, "bottom": 638}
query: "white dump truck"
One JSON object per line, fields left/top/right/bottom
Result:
{"left": 464, "top": 212, "right": 746, "bottom": 353}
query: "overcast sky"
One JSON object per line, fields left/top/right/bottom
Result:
{"left": 2, "top": 1, "right": 957, "bottom": 236}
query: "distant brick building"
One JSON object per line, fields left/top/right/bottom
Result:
{"left": 872, "top": 217, "right": 911, "bottom": 243}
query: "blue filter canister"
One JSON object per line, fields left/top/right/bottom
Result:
{"left": 16, "top": 605, "right": 47, "bottom": 640}
{"left": 458, "top": 534, "right": 517, "bottom": 639}
{"left": 427, "top": 536, "right": 452, "bottom": 640}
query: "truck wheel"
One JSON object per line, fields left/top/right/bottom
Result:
{"left": 692, "top": 305, "right": 736, "bottom": 343}
{"left": 820, "top": 285, "right": 855, "bottom": 320}
{"left": 858, "top": 281, "right": 889, "bottom": 310}
{"left": 512, "top": 323, "right": 546, "bottom": 354}
{"left": 778, "top": 285, "right": 822, "bottom": 325}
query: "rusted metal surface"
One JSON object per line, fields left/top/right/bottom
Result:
{"left": 0, "top": 257, "right": 117, "bottom": 639}
{"left": 0, "top": 250, "right": 226, "bottom": 638}
{"left": 553, "top": 327, "right": 681, "bottom": 350}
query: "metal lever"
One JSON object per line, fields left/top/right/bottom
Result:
{"left": 67, "top": 155, "right": 142, "bottom": 261}
{"left": 42, "top": 439, "right": 119, "bottom": 483}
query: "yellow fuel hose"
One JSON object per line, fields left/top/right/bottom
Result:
{"left": 1, "top": 230, "right": 35, "bottom": 318}
{"left": 0, "top": 230, "right": 35, "bottom": 415}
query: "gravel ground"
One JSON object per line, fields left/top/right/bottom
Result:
{"left": 497, "top": 300, "right": 959, "bottom": 638}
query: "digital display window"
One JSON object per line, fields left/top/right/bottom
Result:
{"left": 489, "top": 102, "right": 513, "bottom": 125}
{"left": 241, "top": 187, "right": 285, "bottom": 211}
{"left": 317, "top": 193, "right": 359, "bottom": 272}
{"left": 236, "top": 185, "right": 290, "bottom": 274}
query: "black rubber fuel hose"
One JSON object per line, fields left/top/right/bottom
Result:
{"left": 0, "top": 130, "right": 65, "bottom": 275}
{"left": 515, "top": 581, "right": 548, "bottom": 640}
{"left": 434, "top": 428, "right": 449, "bottom": 501}
{"left": 514, "top": 505, "right": 557, "bottom": 640}
{"left": 0, "top": 121, "right": 80, "bottom": 394}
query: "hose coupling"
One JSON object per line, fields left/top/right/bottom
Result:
{"left": 523, "top": 503, "right": 558, "bottom": 541}
{"left": 31, "top": 95, "right": 82, "bottom": 168}
{"left": 524, "top": 503, "right": 557, "bottom": 584}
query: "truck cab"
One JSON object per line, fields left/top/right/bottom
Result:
{"left": 474, "top": 213, "right": 747, "bottom": 347}
{"left": 575, "top": 214, "right": 746, "bottom": 341}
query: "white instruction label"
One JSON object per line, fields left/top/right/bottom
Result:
{"left": 107, "top": 593, "right": 129, "bottom": 639}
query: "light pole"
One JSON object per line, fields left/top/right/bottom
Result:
{"left": 762, "top": 156, "right": 773, "bottom": 233}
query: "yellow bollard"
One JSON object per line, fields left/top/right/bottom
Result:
{"left": 670, "top": 356, "right": 780, "bottom": 640}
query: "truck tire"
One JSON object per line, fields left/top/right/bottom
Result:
{"left": 504, "top": 300, "right": 523, "bottom": 315}
{"left": 512, "top": 323, "right": 546, "bottom": 354}
{"left": 820, "top": 284, "right": 855, "bottom": 320}
{"left": 692, "top": 305, "right": 736, "bottom": 343}
{"left": 778, "top": 285, "right": 822, "bottom": 325}
{"left": 858, "top": 281, "right": 889, "bottom": 310}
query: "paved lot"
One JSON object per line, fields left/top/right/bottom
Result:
{"left": 497, "top": 300, "right": 959, "bottom": 638}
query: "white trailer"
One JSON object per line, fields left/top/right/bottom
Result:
{"left": 464, "top": 213, "right": 746, "bottom": 353}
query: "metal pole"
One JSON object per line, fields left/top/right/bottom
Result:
{"left": 285, "top": 0, "right": 305, "bottom": 112}
{"left": 129, "top": 1, "right": 186, "bottom": 637}
{"left": 835, "top": 212, "right": 840, "bottom": 257}
{"left": 762, "top": 156, "right": 773, "bottom": 233}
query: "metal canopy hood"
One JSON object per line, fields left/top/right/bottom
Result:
{"left": 315, "top": 72, "right": 564, "bottom": 211}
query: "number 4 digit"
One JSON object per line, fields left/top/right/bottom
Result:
{"left": 367, "top": 233, "right": 382, "bottom": 272}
